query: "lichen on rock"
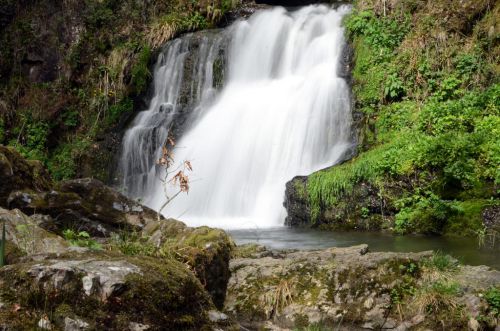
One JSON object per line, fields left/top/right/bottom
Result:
{"left": 225, "top": 244, "right": 500, "bottom": 330}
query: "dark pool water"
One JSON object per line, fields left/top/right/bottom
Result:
{"left": 228, "top": 227, "right": 500, "bottom": 270}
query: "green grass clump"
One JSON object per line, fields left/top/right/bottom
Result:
{"left": 424, "top": 252, "right": 458, "bottom": 272}
{"left": 110, "top": 231, "right": 157, "bottom": 256}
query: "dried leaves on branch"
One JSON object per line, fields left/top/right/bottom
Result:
{"left": 156, "top": 133, "right": 193, "bottom": 220}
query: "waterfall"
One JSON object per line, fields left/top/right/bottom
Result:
{"left": 119, "top": 4, "right": 353, "bottom": 229}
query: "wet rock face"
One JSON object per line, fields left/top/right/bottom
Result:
{"left": 225, "top": 245, "right": 500, "bottom": 330}
{"left": 0, "top": 146, "right": 52, "bottom": 208}
{"left": 283, "top": 176, "right": 310, "bottom": 227}
{"left": 483, "top": 204, "right": 500, "bottom": 232}
{"left": 0, "top": 0, "right": 86, "bottom": 83}
{"left": 284, "top": 173, "right": 400, "bottom": 230}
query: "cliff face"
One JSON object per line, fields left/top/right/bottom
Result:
{"left": 285, "top": 0, "right": 499, "bottom": 237}
{"left": 0, "top": 0, "right": 243, "bottom": 182}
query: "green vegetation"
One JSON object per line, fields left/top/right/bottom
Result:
{"left": 414, "top": 281, "right": 462, "bottom": 316}
{"left": 308, "top": 0, "right": 499, "bottom": 235}
{"left": 63, "top": 229, "right": 102, "bottom": 250}
{"left": 0, "top": 0, "right": 240, "bottom": 182}
{"left": 485, "top": 286, "right": 500, "bottom": 317}
{"left": 109, "top": 231, "right": 156, "bottom": 256}
{"left": 130, "top": 47, "right": 152, "bottom": 94}
{"left": 424, "top": 252, "right": 458, "bottom": 272}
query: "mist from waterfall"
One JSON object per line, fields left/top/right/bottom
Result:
{"left": 120, "top": 5, "right": 353, "bottom": 229}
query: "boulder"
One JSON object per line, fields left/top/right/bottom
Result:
{"left": 225, "top": 245, "right": 500, "bottom": 330}
{"left": 0, "top": 146, "right": 52, "bottom": 208}
{"left": 0, "top": 207, "right": 68, "bottom": 258}
{"left": 283, "top": 176, "right": 310, "bottom": 227}
{"left": 8, "top": 178, "right": 160, "bottom": 237}
{"left": 284, "top": 175, "right": 397, "bottom": 231}
{"left": 5, "top": 175, "right": 235, "bottom": 310}
{"left": 144, "top": 220, "right": 235, "bottom": 309}
{"left": 0, "top": 250, "right": 234, "bottom": 330}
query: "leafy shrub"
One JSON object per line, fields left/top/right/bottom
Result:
{"left": 47, "top": 137, "right": 91, "bottom": 181}
{"left": 376, "top": 101, "right": 418, "bottom": 138}
{"left": 62, "top": 107, "right": 80, "bottom": 128}
{"left": 107, "top": 98, "right": 133, "bottom": 125}
{"left": 485, "top": 287, "right": 500, "bottom": 317}
{"left": 432, "top": 76, "right": 463, "bottom": 101}
{"left": 8, "top": 115, "right": 50, "bottom": 162}
{"left": 454, "top": 53, "right": 482, "bottom": 79}
{"left": 63, "top": 229, "right": 102, "bottom": 250}
{"left": 345, "top": 10, "right": 409, "bottom": 54}
{"left": 384, "top": 72, "right": 406, "bottom": 101}
{"left": 395, "top": 192, "right": 462, "bottom": 234}
{"left": 131, "top": 46, "right": 151, "bottom": 94}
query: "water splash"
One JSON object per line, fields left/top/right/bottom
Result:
{"left": 120, "top": 5, "right": 353, "bottom": 229}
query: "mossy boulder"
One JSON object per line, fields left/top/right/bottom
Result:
{"left": 285, "top": 175, "right": 397, "bottom": 231}
{"left": 0, "top": 146, "right": 52, "bottom": 208}
{"left": 5, "top": 175, "right": 235, "bottom": 310}
{"left": 144, "top": 219, "right": 235, "bottom": 309}
{"left": 225, "top": 245, "right": 500, "bottom": 330}
{"left": 7, "top": 178, "right": 159, "bottom": 237}
{"left": 0, "top": 250, "right": 232, "bottom": 330}
{"left": 0, "top": 207, "right": 68, "bottom": 256}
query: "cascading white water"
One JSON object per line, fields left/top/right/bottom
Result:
{"left": 120, "top": 4, "right": 353, "bottom": 229}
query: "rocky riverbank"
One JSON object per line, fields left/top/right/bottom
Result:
{"left": 0, "top": 147, "right": 498, "bottom": 330}
{"left": 0, "top": 146, "right": 236, "bottom": 330}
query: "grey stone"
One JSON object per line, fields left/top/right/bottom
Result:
{"left": 363, "top": 297, "right": 374, "bottom": 309}
{"left": 28, "top": 259, "right": 142, "bottom": 301}
{"left": 468, "top": 318, "right": 480, "bottom": 331}
{"left": 128, "top": 322, "right": 150, "bottom": 331}
{"left": 38, "top": 317, "right": 52, "bottom": 330}
{"left": 208, "top": 310, "right": 229, "bottom": 323}
{"left": 64, "top": 317, "right": 89, "bottom": 331}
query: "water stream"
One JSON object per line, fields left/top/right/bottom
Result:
{"left": 120, "top": 5, "right": 353, "bottom": 229}
{"left": 229, "top": 228, "right": 500, "bottom": 269}
{"left": 118, "top": 4, "right": 498, "bottom": 268}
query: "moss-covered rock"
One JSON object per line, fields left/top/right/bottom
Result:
{"left": 7, "top": 178, "right": 159, "bottom": 237}
{"left": 285, "top": 175, "right": 397, "bottom": 231}
{"left": 0, "top": 207, "right": 68, "bottom": 256}
{"left": 0, "top": 145, "right": 52, "bottom": 207}
{"left": 0, "top": 250, "right": 231, "bottom": 330}
{"left": 144, "top": 219, "right": 235, "bottom": 309}
{"left": 225, "top": 245, "right": 500, "bottom": 330}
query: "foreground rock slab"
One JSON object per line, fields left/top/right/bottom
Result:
{"left": 0, "top": 251, "right": 235, "bottom": 330}
{"left": 226, "top": 245, "right": 500, "bottom": 330}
